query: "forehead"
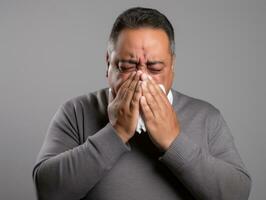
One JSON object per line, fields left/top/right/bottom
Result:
{"left": 113, "top": 28, "right": 171, "bottom": 60}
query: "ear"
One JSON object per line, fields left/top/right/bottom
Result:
{"left": 106, "top": 51, "right": 110, "bottom": 78}
{"left": 171, "top": 54, "right": 176, "bottom": 72}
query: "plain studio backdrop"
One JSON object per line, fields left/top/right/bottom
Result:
{"left": 0, "top": 0, "right": 265, "bottom": 199}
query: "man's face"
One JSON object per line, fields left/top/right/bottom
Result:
{"left": 106, "top": 27, "right": 175, "bottom": 95}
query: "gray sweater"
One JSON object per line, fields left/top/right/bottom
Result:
{"left": 32, "top": 88, "right": 251, "bottom": 200}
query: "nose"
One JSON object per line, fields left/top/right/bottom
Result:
{"left": 137, "top": 64, "right": 148, "bottom": 73}
{"left": 137, "top": 56, "right": 148, "bottom": 73}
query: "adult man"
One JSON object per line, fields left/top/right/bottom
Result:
{"left": 33, "top": 7, "right": 251, "bottom": 200}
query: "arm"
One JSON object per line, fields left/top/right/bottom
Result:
{"left": 159, "top": 108, "right": 252, "bottom": 200}
{"left": 139, "top": 74, "right": 251, "bottom": 199}
{"left": 32, "top": 101, "right": 130, "bottom": 200}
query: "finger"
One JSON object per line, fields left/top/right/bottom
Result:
{"left": 140, "top": 96, "right": 154, "bottom": 122}
{"left": 123, "top": 71, "right": 141, "bottom": 104}
{"left": 147, "top": 76, "right": 169, "bottom": 106}
{"left": 148, "top": 76, "right": 165, "bottom": 96}
{"left": 116, "top": 72, "right": 136, "bottom": 99}
{"left": 147, "top": 81, "right": 168, "bottom": 109}
{"left": 130, "top": 81, "right": 142, "bottom": 111}
{"left": 145, "top": 80, "right": 164, "bottom": 111}
{"left": 141, "top": 81, "right": 158, "bottom": 117}
{"left": 141, "top": 73, "right": 165, "bottom": 100}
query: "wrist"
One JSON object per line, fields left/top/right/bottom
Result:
{"left": 113, "top": 125, "right": 130, "bottom": 144}
{"left": 160, "top": 129, "right": 180, "bottom": 151}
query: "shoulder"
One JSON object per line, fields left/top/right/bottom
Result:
{"left": 59, "top": 88, "right": 109, "bottom": 115}
{"left": 172, "top": 89, "right": 220, "bottom": 112}
{"left": 171, "top": 89, "right": 222, "bottom": 120}
{"left": 171, "top": 89, "right": 227, "bottom": 141}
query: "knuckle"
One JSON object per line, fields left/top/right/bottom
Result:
{"left": 128, "top": 86, "right": 135, "bottom": 92}
{"left": 135, "top": 84, "right": 141, "bottom": 92}
{"left": 118, "top": 107, "right": 126, "bottom": 116}
{"left": 147, "top": 97, "right": 155, "bottom": 106}
{"left": 149, "top": 87, "right": 157, "bottom": 96}
{"left": 142, "top": 103, "right": 149, "bottom": 111}
{"left": 130, "top": 98, "right": 139, "bottom": 108}
{"left": 148, "top": 85, "right": 158, "bottom": 96}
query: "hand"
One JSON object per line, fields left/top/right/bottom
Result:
{"left": 108, "top": 71, "right": 142, "bottom": 143}
{"left": 140, "top": 74, "right": 180, "bottom": 151}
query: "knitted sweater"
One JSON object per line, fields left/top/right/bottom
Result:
{"left": 33, "top": 88, "right": 251, "bottom": 200}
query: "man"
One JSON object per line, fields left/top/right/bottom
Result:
{"left": 33, "top": 7, "right": 251, "bottom": 200}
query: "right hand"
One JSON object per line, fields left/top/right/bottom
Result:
{"left": 108, "top": 71, "right": 142, "bottom": 143}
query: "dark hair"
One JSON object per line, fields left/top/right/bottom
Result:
{"left": 108, "top": 7, "right": 175, "bottom": 55}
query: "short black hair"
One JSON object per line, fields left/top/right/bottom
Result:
{"left": 108, "top": 7, "right": 175, "bottom": 55}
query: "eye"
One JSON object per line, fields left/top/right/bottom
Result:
{"left": 147, "top": 64, "right": 163, "bottom": 73}
{"left": 118, "top": 63, "right": 136, "bottom": 73}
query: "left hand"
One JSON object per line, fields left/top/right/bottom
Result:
{"left": 140, "top": 74, "right": 180, "bottom": 151}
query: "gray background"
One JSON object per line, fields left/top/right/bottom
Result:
{"left": 0, "top": 0, "right": 265, "bottom": 199}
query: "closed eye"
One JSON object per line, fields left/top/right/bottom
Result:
{"left": 147, "top": 64, "right": 164, "bottom": 73}
{"left": 118, "top": 64, "right": 136, "bottom": 73}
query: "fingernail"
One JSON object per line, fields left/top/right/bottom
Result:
{"left": 148, "top": 75, "right": 152, "bottom": 80}
{"left": 137, "top": 70, "right": 142, "bottom": 76}
{"left": 142, "top": 73, "right": 148, "bottom": 81}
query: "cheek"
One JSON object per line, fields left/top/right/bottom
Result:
{"left": 150, "top": 71, "right": 173, "bottom": 91}
{"left": 107, "top": 69, "right": 130, "bottom": 94}
{"left": 149, "top": 73, "right": 166, "bottom": 85}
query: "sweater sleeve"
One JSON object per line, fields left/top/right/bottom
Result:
{"left": 32, "top": 101, "right": 131, "bottom": 200}
{"left": 158, "top": 108, "right": 251, "bottom": 200}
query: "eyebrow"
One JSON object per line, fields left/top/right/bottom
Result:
{"left": 119, "top": 59, "right": 138, "bottom": 64}
{"left": 119, "top": 59, "right": 164, "bottom": 65}
{"left": 146, "top": 61, "right": 164, "bottom": 65}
